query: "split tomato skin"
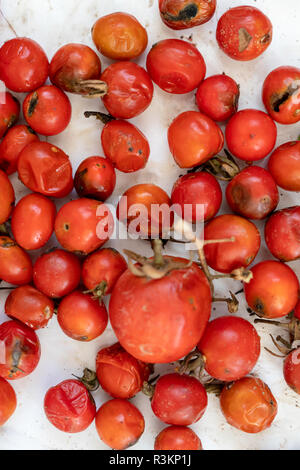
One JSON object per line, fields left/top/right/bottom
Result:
{"left": 155, "top": 426, "right": 202, "bottom": 451}
{"left": 74, "top": 156, "right": 116, "bottom": 201}
{"left": 44, "top": 379, "right": 96, "bottom": 433}
{"left": 159, "top": 0, "right": 216, "bottom": 30}
{"left": 0, "top": 125, "right": 39, "bottom": 175}
{"left": 0, "top": 92, "right": 20, "bottom": 139}
{"left": 265, "top": 206, "right": 300, "bottom": 262}
{"left": 0, "top": 236, "right": 32, "bottom": 286}
{"left": 0, "top": 170, "right": 15, "bottom": 225}
{"left": 283, "top": 348, "right": 300, "bottom": 395}
{"left": 0, "top": 377, "right": 17, "bottom": 425}
{"left": 268, "top": 141, "right": 300, "bottom": 191}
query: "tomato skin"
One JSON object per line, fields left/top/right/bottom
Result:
{"left": 33, "top": 249, "right": 81, "bottom": 298}
{"left": 168, "top": 111, "right": 224, "bottom": 168}
{"left": 0, "top": 377, "right": 17, "bottom": 425}
{"left": 155, "top": 426, "right": 202, "bottom": 450}
{"left": 198, "top": 316, "right": 260, "bottom": 382}
{"left": 95, "top": 398, "right": 145, "bottom": 450}
{"left": 226, "top": 166, "right": 279, "bottom": 220}
{"left": 0, "top": 92, "right": 20, "bottom": 139}
{"left": 109, "top": 259, "right": 212, "bottom": 364}
{"left": 151, "top": 374, "right": 208, "bottom": 426}
{"left": 225, "top": 109, "right": 277, "bottom": 162}
{"left": 17, "top": 142, "right": 73, "bottom": 198}
{"left": 0, "top": 38, "right": 49, "bottom": 93}
{"left": 216, "top": 6, "right": 272, "bottom": 61}
{"left": 220, "top": 377, "right": 277, "bottom": 434}
{"left": 0, "top": 170, "right": 15, "bottom": 224}
{"left": 265, "top": 206, "right": 300, "bottom": 262}
{"left": 92, "top": 13, "right": 148, "bottom": 60}
{"left": 11, "top": 193, "right": 56, "bottom": 251}
{"left": 295, "top": 301, "right": 300, "bottom": 320}
{"left": 101, "top": 62, "right": 153, "bottom": 119}
{"left": 74, "top": 156, "right": 116, "bottom": 201}
{"left": 262, "top": 66, "right": 300, "bottom": 125}
{"left": 96, "top": 343, "right": 151, "bottom": 399}
{"left": 5, "top": 285, "right": 54, "bottom": 330}
{"left": 283, "top": 348, "right": 300, "bottom": 394}
{"left": 171, "top": 172, "right": 222, "bottom": 223}
{"left": 244, "top": 260, "right": 299, "bottom": 319}
{"left": 159, "top": 0, "right": 216, "bottom": 30}
{"left": 204, "top": 215, "right": 261, "bottom": 274}
{"left": 196, "top": 74, "right": 240, "bottom": 122}
{"left": 23, "top": 85, "right": 72, "bottom": 136}
{"left": 146, "top": 39, "right": 206, "bottom": 94}
{"left": 0, "top": 125, "right": 39, "bottom": 175}
{"left": 101, "top": 120, "right": 150, "bottom": 173}
{"left": 0, "top": 320, "right": 41, "bottom": 380}
{"left": 268, "top": 141, "right": 300, "bottom": 191}
{"left": 44, "top": 379, "right": 96, "bottom": 433}
{"left": 0, "top": 236, "right": 32, "bottom": 286}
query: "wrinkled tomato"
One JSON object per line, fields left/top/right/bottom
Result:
{"left": 74, "top": 156, "right": 116, "bottom": 201}
{"left": 159, "top": 0, "right": 216, "bottom": 30}
{"left": 0, "top": 236, "right": 32, "bottom": 286}
{"left": 0, "top": 125, "right": 39, "bottom": 175}
{"left": 265, "top": 206, "right": 300, "bottom": 262}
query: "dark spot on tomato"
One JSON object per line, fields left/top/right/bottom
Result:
{"left": 27, "top": 92, "right": 38, "bottom": 117}
{"left": 63, "top": 223, "right": 70, "bottom": 231}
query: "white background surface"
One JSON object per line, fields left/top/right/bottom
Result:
{"left": 0, "top": 0, "right": 299, "bottom": 450}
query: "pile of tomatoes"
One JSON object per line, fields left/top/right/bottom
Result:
{"left": 0, "top": 1, "right": 299, "bottom": 451}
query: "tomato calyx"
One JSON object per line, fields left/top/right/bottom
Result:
{"left": 270, "top": 82, "right": 300, "bottom": 113}
{"left": 212, "top": 291, "right": 240, "bottom": 314}
{"left": 84, "top": 110, "right": 115, "bottom": 124}
{"left": 83, "top": 280, "right": 108, "bottom": 302}
{"left": 72, "top": 368, "right": 99, "bottom": 392}
{"left": 187, "top": 150, "right": 240, "bottom": 181}
{"left": 176, "top": 349, "right": 206, "bottom": 379}
{"left": 255, "top": 312, "right": 300, "bottom": 357}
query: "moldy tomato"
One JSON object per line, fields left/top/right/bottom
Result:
{"left": 0, "top": 170, "right": 15, "bottom": 225}
{"left": 159, "top": 0, "right": 216, "bottom": 30}
{"left": 0, "top": 236, "right": 32, "bottom": 286}
{"left": 0, "top": 125, "right": 39, "bottom": 175}
{"left": 268, "top": 141, "right": 300, "bottom": 191}
{"left": 155, "top": 426, "right": 202, "bottom": 451}
{"left": 265, "top": 206, "right": 300, "bottom": 262}
{"left": 0, "top": 377, "right": 17, "bottom": 425}
{"left": 0, "top": 92, "right": 20, "bottom": 139}
{"left": 74, "top": 156, "right": 116, "bottom": 201}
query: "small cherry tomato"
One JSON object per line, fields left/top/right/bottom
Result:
{"left": 295, "top": 300, "right": 300, "bottom": 320}
{"left": 220, "top": 377, "right": 277, "bottom": 433}
{"left": 74, "top": 156, "right": 116, "bottom": 201}
{"left": 268, "top": 141, "right": 300, "bottom": 191}
{"left": 154, "top": 426, "right": 202, "bottom": 451}
{"left": 226, "top": 166, "right": 279, "bottom": 220}
{"left": 23, "top": 85, "right": 72, "bottom": 136}
{"left": 0, "top": 377, "right": 17, "bottom": 425}
{"left": 33, "top": 249, "right": 81, "bottom": 298}
{"left": 151, "top": 374, "right": 207, "bottom": 426}
{"left": 5, "top": 285, "right": 54, "bottom": 330}
{"left": 101, "top": 62, "right": 153, "bottom": 119}
{"left": 0, "top": 125, "right": 39, "bottom": 175}
{"left": 96, "top": 342, "right": 151, "bottom": 399}
{"left": 196, "top": 74, "right": 240, "bottom": 122}
{"left": 216, "top": 6, "right": 272, "bottom": 61}
{"left": 146, "top": 39, "right": 206, "bottom": 94}
{"left": 265, "top": 206, "right": 300, "bottom": 262}
{"left": 95, "top": 398, "right": 145, "bottom": 450}
{"left": 0, "top": 320, "right": 41, "bottom": 380}
{"left": 0, "top": 38, "right": 49, "bottom": 93}
{"left": 244, "top": 260, "right": 299, "bottom": 319}
{"left": 283, "top": 348, "right": 300, "bottom": 394}
{"left": 262, "top": 66, "right": 300, "bottom": 125}
{"left": 44, "top": 379, "right": 96, "bottom": 433}
{"left": 0, "top": 236, "right": 32, "bottom": 286}
{"left": 0, "top": 170, "right": 15, "bottom": 224}
{"left": 0, "top": 92, "right": 20, "bottom": 139}
{"left": 204, "top": 214, "right": 261, "bottom": 274}
{"left": 159, "top": 0, "right": 216, "bottom": 30}
{"left": 17, "top": 142, "right": 73, "bottom": 198}
{"left": 226, "top": 109, "right": 277, "bottom": 162}
{"left": 92, "top": 12, "right": 148, "bottom": 60}
{"left": 171, "top": 172, "right": 222, "bottom": 223}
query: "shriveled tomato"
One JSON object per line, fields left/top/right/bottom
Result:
{"left": 265, "top": 206, "right": 300, "bottom": 262}
{"left": 244, "top": 260, "right": 299, "bottom": 319}
{"left": 216, "top": 6, "right": 272, "bottom": 61}
{"left": 0, "top": 92, "right": 20, "bottom": 139}
{"left": 283, "top": 348, "right": 300, "bottom": 394}
{"left": 5, "top": 285, "right": 54, "bottom": 330}
{"left": 74, "top": 156, "right": 116, "bottom": 201}
{"left": 155, "top": 426, "right": 202, "bottom": 451}
{"left": 0, "top": 37, "right": 49, "bottom": 93}
{"left": 0, "top": 237, "right": 32, "bottom": 286}
{"left": 95, "top": 398, "right": 145, "bottom": 450}
{"left": 159, "top": 0, "right": 216, "bottom": 30}
{"left": 44, "top": 379, "right": 96, "bottom": 433}
{"left": 146, "top": 39, "right": 206, "bottom": 94}
{"left": 220, "top": 377, "right": 277, "bottom": 433}
{"left": 0, "top": 377, "right": 17, "bottom": 425}
{"left": 0, "top": 125, "right": 39, "bottom": 175}
{"left": 268, "top": 141, "right": 300, "bottom": 191}
{"left": 0, "top": 170, "right": 15, "bottom": 224}
{"left": 0, "top": 320, "right": 41, "bottom": 380}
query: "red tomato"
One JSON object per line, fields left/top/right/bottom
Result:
{"left": 226, "top": 166, "right": 279, "bottom": 220}
{"left": 171, "top": 172, "right": 222, "bottom": 223}
{"left": 265, "top": 206, "right": 300, "bottom": 262}
{"left": 225, "top": 109, "right": 277, "bottom": 162}
{"left": 0, "top": 170, "right": 15, "bottom": 224}
{"left": 55, "top": 198, "right": 114, "bottom": 255}
{"left": 268, "top": 141, "right": 300, "bottom": 191}
{"left": 244, "top": 260, "right": 299, "bottom": 319}
{"left": 33, "top": 249, "right": 81, "bottom": 298}
{"left": 0, "top": 377, "right": 17, "bottom": 425}
{"left": 0, "top": 320, "right": 41, "bottom": 380}
{"left": 23, "top": 85, "right": 72, "bottom": 136}
{"left": 0, "top": 125, "right": 39, "bottom": 175}
{"left": 96, "top": 342, "right": 151, "bottom": 399}
{"left": 17, "top": 142, "right": 73, "bottom": 198}
{"left": 262, "top": 66, "right": 300, "bottom": 125}
{"left": 220, "top": 377, "right": 277, "bottom": 433}
{"left": 0, "top": 38, "right": 49, "bottom": 93}
{"left": 196, "top": 74, "right": 240, "bottom": 122}
{"left": 295, "top": 301, "right": 300, "bottom": 320}
{"left": 146, "top": 39, "right": 206, "bottom": 94}
{"left": 155, "top": 426, "right": 202, "bottom": 450}
{"left": 74, "top": 156, "right": 116, "bottom": 201}
{"left": 216, "top": 6, "right": 272, "bottom": 61}
{"left": 11, "top": 193, "right": 56, "bottom": 251}
{"left": 168, "top": 111, "right": 224, "bottom": 168}
{"left": 0, "top": 92, "right": 20, "bottom": 139}
{"left": 101, "top": 119, "right": 150, "bottom": 173}
{"left": 5, "top": 285, "right": 54, "bottom": 330}
{"left": 283, "top": 348, "right": 300, "bottom": 394}
{"left": 198, "top": 316, "right": 260, "bottom": 382}
{"left": 101, "top": 62, "right": 153, "bottom": 119}
{"left": 151, "top": 374, "right": 207, "bottom": 426}
{"left": 44, "top": 379, "right": 96, "bottom": 433}
{"left": 204, "top": 214, "right": 261, "bottom": 274}
{"left": 95, "top": 398, "right": 145, "bottom": 450}
{"left": 159, "top": 0, "right": 216, "bottom": 30}
{"left": 0, "top": 236, "right": 32, "bottom": 286}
